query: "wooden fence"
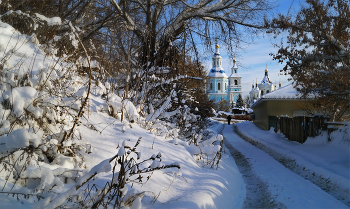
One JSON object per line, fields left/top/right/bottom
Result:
{"left": 270, "top": 115, "right": 328, "bottom": 144}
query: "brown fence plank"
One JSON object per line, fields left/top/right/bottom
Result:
{"left": 275, "top": 115, "right": 328, "bottom": 144}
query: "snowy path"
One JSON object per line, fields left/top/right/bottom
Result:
{"left": 221, "top": 124, "right": 348, "bottom": 208}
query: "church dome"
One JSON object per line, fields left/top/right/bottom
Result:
{"left": 260, "top": 67, "right": 273, "bottom": 85}
{"left": 208, "top": 68, "right": 228, "bottom": 78}
{"left": 208, "top": 39, "right": 227, "bottom": 78}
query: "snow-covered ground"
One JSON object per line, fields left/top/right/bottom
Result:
{"left": 1, "top": 102, "right": 349, "bottom": 208}
{"left": 76, "top": 95, "right": 246, "bottom": 209}
{"left": 0, "top": 18, "right": 246, "bottom": 208}
{"left": 235, "top": 121, "right": 349, "bottom": 198}
{"left": 0, "top": 94, "right": 245, "bottom": 209}
{"left": 222, "top": 122, "right": 349, "bottom": 208}
{"left": 60, "top": 115, "right": 350, "bottom": 209}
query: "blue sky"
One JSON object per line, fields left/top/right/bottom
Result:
{"left": 202, "top": 0, "right": 305, "bottom": 97}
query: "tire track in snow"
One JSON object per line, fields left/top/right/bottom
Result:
{"left": 219, "top": 124, "right": 286, "bottom": 209}
{"left": 233, "top": 125, "right": 350, "bottom": 207}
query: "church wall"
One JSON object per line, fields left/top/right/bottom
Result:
{"left": 209, "top": 93, "right": 227, "bottom": 102}
{"left": 215, "top": 78, "right": 228, "bottom": 93}
{"left": 208, "top": 78, "right": 227, "bottom": 93}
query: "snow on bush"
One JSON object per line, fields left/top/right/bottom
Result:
{"left": 188, "top": 134, "right": 223, "bottom": 168}
{"left": 0, "top": 12, "right": 183, "bottom": 208}
{"left": 107, "top": 94, "right": 139, "bottom": 123}
{"left": 148, "top": 105, "right": 224, "bottom": 168}
{"left": 43, "top": 139, "right": 180, "bottom": 208}
{"left": 0, "top": 6, "right": 220, "bottom": 208}
{"left": 0, "top": 15, "right": 92, "bottom": 202}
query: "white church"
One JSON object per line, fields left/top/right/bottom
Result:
{"left": 207, "top": 42, "right": 242, "bottom": 106}
{"left": 249, "top": 68, "right": 281, "bottom": 104}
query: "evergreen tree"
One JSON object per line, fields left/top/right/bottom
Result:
{"left": 236, "top": 94, "right": 244, "bottom": 108}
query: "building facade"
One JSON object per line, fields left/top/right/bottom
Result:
{"left": 207, "top": 43, "right": 242, "bottom": 106}
{"left": 249, "top": 68, "right": 280, "bottom": 104}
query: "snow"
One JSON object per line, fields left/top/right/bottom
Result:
{"left": 260, "top": 75, "right": 272, "bottom": 84}
{"left": 259, "top": 83, "right": 317, "bottom": 100}
{"left": 0, "top": 129, "right": 43, "bottom": 152}
{"left": 208, "top": 67, "right": 228, "bottom": 77}
{"left": 0, "top": 10, "right": 348, "bottom": 209}
{"left": 228, "top": 72, "right": 241, "bottom": 78}
{"left": 35, "top": 13, "right": 62, "bottom": 26}
{"left": 224, "top": 124, "right": 347, "bottom": 208}
{"left": 251, "top": 83, "right": 317, "bottom": 108}
{"left": 232, "top": 121, "right": 349, "bottom": 206}
{"left": 1, "top": 87, "right": 38, "bottom": 117}
{"left": 68, "top": 100, "right": 245, "bottom": 209}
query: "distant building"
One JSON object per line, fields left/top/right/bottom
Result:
{"left": 207, "top": 42, "right": 242, "bottom": 106}
{"left": 251, "top": 83, "right": 312, "bottom": 130}
{"left": 249, "top": 68, "right": 281, "bottom": 104}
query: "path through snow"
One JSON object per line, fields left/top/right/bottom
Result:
{"left": 223, "top": 135, "right": 286, "bottom": 208}
{"left": 221, "top": 124, "right": 347, "bottom": 208}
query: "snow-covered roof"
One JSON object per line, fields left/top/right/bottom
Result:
{"left": 261, "top": 75, "right": 272, "bottom": 84}
{"left": 251, "top": 83, "right": 314, "bottom": 108}
{"left": 212, "top": 52, "right": 221, "bottom": 58}
{"left": 228, "top": 73, "right": 241, "bottom": 78}
{"left": 249, "top": 85, "right": 260, "bottom": 93}
{"left": 208, "top": 67, "right": 228, "bottom": 78}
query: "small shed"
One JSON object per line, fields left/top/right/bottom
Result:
{"left": 251, "top": 84, "right": 314, "bottom": 130}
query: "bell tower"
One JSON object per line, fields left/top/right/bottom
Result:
{"left": 207, "top": 39, "right": 228, "bottom": 103}
{"left": 227, "top": 55, "right": 242, "bottom": 107}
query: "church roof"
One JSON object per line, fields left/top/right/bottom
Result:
{"left": 212, "top": 52, "right": 221, "bottom": 58}
{"left": 228, "top": 73, "right": 241, "bottom": 78}
{"left": 260, "top": 68, "right": 272, "bottom": 85}
{"left": 208, "top": 67, "right": 228, "bottom": 77}
{"left": 232, "top": 62, "right": 238, "bottom": 69}
{"left": 261, "top": 75, "right": 272, "bottom": 84}
{"left": 228, "top": 57, "right": 240, "bottom": 78}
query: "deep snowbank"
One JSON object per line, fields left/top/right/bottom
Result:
{"left": 76, "top": 95, "right": 246, "bottom": 208}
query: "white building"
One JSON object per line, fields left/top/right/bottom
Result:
{"left": 249, "top": 67, "right": 280, "bottom": 104}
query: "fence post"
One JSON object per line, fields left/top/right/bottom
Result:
{"left": 276, "top": 116, "right": 280, "bottom": 133}
{"left": 302, "top": 116, "right": 307, "bottom": 143}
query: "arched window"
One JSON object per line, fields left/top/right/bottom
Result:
{"left": 234, "top": 80, "right": 238, "bottom": 85}
{"left": 234, "top": 69, "right": 237, "bottom": 73}
{"left": 225, "top": 83, "right": 227, "bottom": 90}
{"left": 218, "top": 83, "right": 221, "bottom": 90}
{"left": 229, "top": 80, "right": 231, "bottom": 85}
{"left": 266, "top": 90, "right": 270, "bottom": 93}
{"left": 261, "top": 91, "right": 264, "bottom": 96}
{"left": 213, "top": 61, "right": 215, "bottom": 66}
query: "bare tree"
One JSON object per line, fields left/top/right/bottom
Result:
{"left": 108, "top": 0, "right": 273, "bottom": 67}
{"left": 268, "top": 0, "right": 350, "bottom": 121}
{"left": 243, "top": 95, "right": 250, "bottom": 108}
